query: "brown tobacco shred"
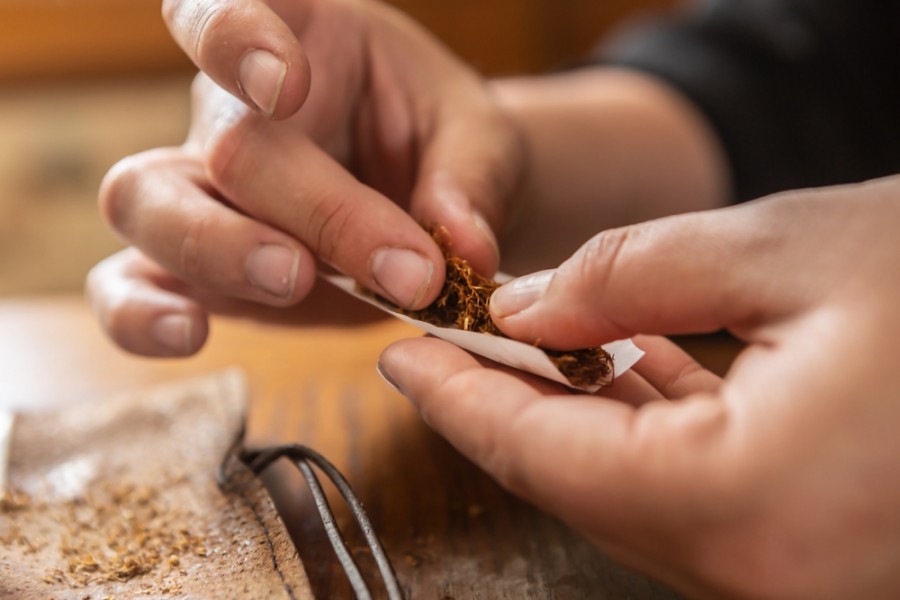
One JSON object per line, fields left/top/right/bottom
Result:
{"left": 1, "top": 482, "right": 207, "bottom": 589}
{"left": 53, "top": 482, "right": 208, "bottom": 586}
{"left": 391, "top": 227, "right": 614, "bottom": 388}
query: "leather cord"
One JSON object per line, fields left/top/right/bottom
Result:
{"left": 244, "top": 444, "right": 403, "bottom": 600}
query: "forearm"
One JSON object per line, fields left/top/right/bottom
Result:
{"left": 491, "top": 67, "right": 730, "bottom": 274}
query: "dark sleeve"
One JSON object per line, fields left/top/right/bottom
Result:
{"left": 597, "top": 0, "right": 900, "bottom": 202}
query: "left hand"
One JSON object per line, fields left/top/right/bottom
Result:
{"left": 377, "top": 177, "right": 900, "bottom": 599}
{"left": 87, "top": 0, "right": 524, "bottom": 357}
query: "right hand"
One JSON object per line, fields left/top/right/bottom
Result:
{"left": 88, "top": 0, "right": 524, "bottom": 356}
{"left": 379, "top": 176, "right": 900, "bottom": 599}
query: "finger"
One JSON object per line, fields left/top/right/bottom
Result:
{"left": 377, "top": 337, "right": 626, "bottom": 482}
{"left": 86, "top": 249, "right": 209, "bottom": 357}
{"left": 490, "top": 197, "right": 810, "bottom": 348}
{"left": 407, "top": 107, "right": 525, "bottom": 277}
{"left": 378, "top": 337, "right": 730, "bottom": 537}
{"left": 99, "top": 148, "right": 317, "bottom": 306}
{"left": 629, "top": 335, "right": 724, "bottom": 399}
{"left": 411, "top": 334, "right": 666, "bottom": 407}
{"left": 162, "top": 0, "right": 311, "bottom": 119}
{"left": 205, "top": 117, "right": 447, "bottom": 310}
{"left": 596, "top": 370, "right": 668, "bottom": 407}
{"left": 345, "top": 6, "right": 521, "bottom": 278}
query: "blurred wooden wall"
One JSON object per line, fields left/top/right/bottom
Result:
{"left": 0, "top": 0, "right": 188, "bottom": 82}
{"left": 0, "top": 0, "right": 675, "bottom": 82}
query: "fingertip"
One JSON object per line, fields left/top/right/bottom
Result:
{"left": 237, "top": 49, "right": 288, "bottom": 118}
{"left": 97, "top": 153, "right": 145, "bottom": 237}
{"left": 377, "top": 340, "right": 416, "bottom": 395}
{"left": 445, "top": 209, "right": 501, "bottom": 277}
{"left": 410, "top": 104, "right": 524, "bottom": 276}
{"left": 490, "top": 269, "right": 554, "bottom": 320}
{"left": 369, "top": 246, "right": 443, "bottom": 310}
{"left": 245, "top": 243, "right": 309, "bottom": 303}
{"left": 376, "top": 337, "right": 485, "bottom": 423}
{"left": 378, "top": 337, "right": 468, "bottom": 386}
{"left": 87, "top": 250, "right": 211, "bottom": 357}
{"left": 238, "top": 45, "right": 311, "bottom": 120}
{"left": 414, "top": 188, "right": 501, "bottom": 278}
{"left": 165, "top": 0, "right": 310, "bottom": 119}
{"left": 272, "top": 45, "right": 311, "bottom": 120}
{"left": 375, "top": 359, "right": 404, "bottom": 397}
{"left": 104, "top": 299, "right": 210, "bottom": 358}
{"left": 362, "top": 214, "right": 448, "bottom": 310}
{"left": 149, "top": 312, "right": 209, "bottom": 357}
{"left": 103, "top": 288, "right": 211, "bottom": 357}
{"left": 376, "top": 340, "right": 423, "bottom": 409}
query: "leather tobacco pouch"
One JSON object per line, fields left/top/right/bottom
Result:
{"left": 0, "top": 370, "right": 313, "bottom": 599}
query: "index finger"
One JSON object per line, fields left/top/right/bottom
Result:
{"left": 163, "top": 0, "right": 311, "bottom": 118}
{"left": 377, "top": 336, "right": 735, "bottom": 565}
{"left": 205, "top": 113, "right": 447, "bottom": 309}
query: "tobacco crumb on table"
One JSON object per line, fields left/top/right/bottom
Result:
{"left": 404, "top": 553, "right": 422, "bottom": 568}
{"left": 1, "top": 481, "right": 209, "bottom": 589}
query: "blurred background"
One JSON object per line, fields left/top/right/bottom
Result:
{"left": 0, "top": 0, "right": 674, "bottom": 298}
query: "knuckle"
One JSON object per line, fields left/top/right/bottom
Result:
{"left": 99, "top": 149, "right": 183, "bottom": 238}
{"left": 303, "top": 193, "right": 355, "bottom": 263}
{"left": 176, "top": 212, "right": 211, "bottom": 280}
{"left": 203, "top": 112, "right": 255, "bottom": 194}
{"left": 552, "top": 227, "right": 635, "bottom": 326}
{"left": 664, "top": 360, "right": 708, "bottom": 397}
{"left": 574, "top": 226, "right": 633, "bottom": 290}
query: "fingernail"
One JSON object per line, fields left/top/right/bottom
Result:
{"left": 472, "top": 211, "right": 500, "bottom": 267}
{"left": 376, "top": 362, "right": 404, "bottom": 395}
{"left": 491, "top": 269, "right": 555, "bottom": 318}
{"left": 238, "top": 49, "right": 287, "bottom": 117}
{"left": 246, "top": 244, "right": 300, "bottom": 299}
{"left": 152, "top": 314, "right": 193, "bottom": 355}
{"left": 370, "top": 248, "right": 435, "bottom": 309}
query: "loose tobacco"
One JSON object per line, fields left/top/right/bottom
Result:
{"left": 389, "top": 228, "right": 614, "bottom": 388}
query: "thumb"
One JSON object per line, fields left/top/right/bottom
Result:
{"left": 163, "top": 0, "right": 311, "bottom": 119}
{"left": 490, "top": 199, "right": 804, "bottom": 348}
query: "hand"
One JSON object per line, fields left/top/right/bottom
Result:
{"left": 378, "top": 176, "right": 900, "bottom": 599}
{"left": 88, "top": 0, "right": 524, "bottom": 356}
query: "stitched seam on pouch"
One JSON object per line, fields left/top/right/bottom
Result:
{"left": 238, "top": 488, "right": 299, "bottom": 600}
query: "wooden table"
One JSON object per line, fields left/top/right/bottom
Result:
{"left": 0, "top": 290, "right": 738, "bottom": 598}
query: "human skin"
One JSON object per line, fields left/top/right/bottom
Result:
{"left": 87, "top": 0, "right": 726, "bottom": 356}
{"left": 378, "top": 176, "right": 900, "bottom": 599}
{"left": 90, "top": 0, "right": 524, "bottom": 355}
{"left": 87, "top": 1, "right": 900, "bottom": 596}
